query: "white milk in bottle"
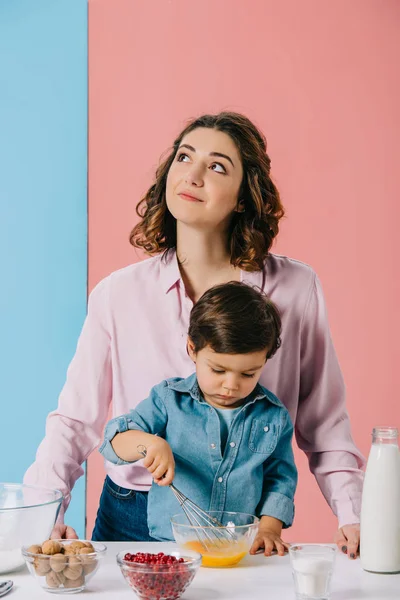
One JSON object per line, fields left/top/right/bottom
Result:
{"left": 360, "top": 426, "right": 400, "bottom": 573}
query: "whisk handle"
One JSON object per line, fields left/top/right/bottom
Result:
{"left": 137, "top": 444, "right": 173, "bottom": 486}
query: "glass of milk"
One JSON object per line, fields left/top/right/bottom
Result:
{"left": 289, "top": 544, "right": 336, "bottom": 600}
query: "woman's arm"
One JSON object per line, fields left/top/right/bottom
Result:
{"left": 296, "top": 274, "right": 365, "bottom": 528}
{"left": 24, "top": 278, "right": 112, "bottom": 524}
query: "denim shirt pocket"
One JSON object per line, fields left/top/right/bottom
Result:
{"left": 248, "top": 420, "right": 279, "bottom": 454}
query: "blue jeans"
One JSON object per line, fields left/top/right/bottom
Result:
{"left": 91, "top": 476, "right": 157, "bottom": 542}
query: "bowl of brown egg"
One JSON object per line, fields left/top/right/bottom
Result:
{"left": 21, "top": 539, "right": 106, "bottom": 593}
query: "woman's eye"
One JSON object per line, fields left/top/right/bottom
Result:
{"left": 210, "top": 162, "right": 226, "bottom": 174}
{"left": 177, "top": 152, "right": 190, "bottom": 162}
{"left": 242, "top": 373, "right": 255, "bottom": 379}
{"left": 212, "top": 369, "right": 225, "bottom": 374}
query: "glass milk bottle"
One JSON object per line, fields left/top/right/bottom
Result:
{"left": 360, "top": 426, "right": 400, "bottom": 573}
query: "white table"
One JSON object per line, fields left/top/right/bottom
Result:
{"left": 6, "top": 542, "right": 400, "bottom": 599}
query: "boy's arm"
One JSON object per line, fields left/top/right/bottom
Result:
{"left": 250, "top": 410, "right": 298, "bottom": 555}
{"left": 257, "top": 410, "right": 297, "bottom": 527}
{"left": 111, "top": 430, "right": 163, "bottom": 462}
{"left": 99, "top": 381, "right": 169, "bottom": 466}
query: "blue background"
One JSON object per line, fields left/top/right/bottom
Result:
{"left": 0, "top": 0, "right": 88, "bottom": 536}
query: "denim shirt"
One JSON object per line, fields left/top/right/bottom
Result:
{"left": 100, "top": 373, "right": 298, "bottom": 541}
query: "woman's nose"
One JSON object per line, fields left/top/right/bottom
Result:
{"left": 185, "top": 165, "right": 204, "bottom": 187}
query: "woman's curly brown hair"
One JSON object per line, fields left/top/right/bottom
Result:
{"left": 130, "top": 112, "right": 285, "bottom": 272}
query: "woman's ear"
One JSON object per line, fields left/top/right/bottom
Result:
{"left": 235, "top": 199, "right": 245, "bottom": 213}
{"left": 187, "top": 337, "right": 197, "bottom": 362}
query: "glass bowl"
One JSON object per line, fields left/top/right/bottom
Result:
{"left": 0, "top": 482, "right": 63, "bottom": 573}
{"left": 22, "top": 539, "right": 106, "bottom": 593}
{"left": 117, "top": 548, "right": 201, "bottom": 600}
{"left": 171, "top": 511, "right": 259, "bottom": 567}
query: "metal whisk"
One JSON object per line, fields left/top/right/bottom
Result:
{"left": 137, "top": 445, "right": 237, "bottom": 551}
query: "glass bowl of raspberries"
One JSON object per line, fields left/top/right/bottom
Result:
{"left": 116, "top": 549, "right": 202, "bottom": 600}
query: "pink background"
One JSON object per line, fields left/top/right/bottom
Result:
{"left": 87, "top": 0, "right": 400, "bottom": 540}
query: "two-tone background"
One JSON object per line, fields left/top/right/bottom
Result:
{"left": 1, "top": 0, "right": 399, "bottom": 541}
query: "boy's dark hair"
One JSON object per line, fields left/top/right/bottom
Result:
{"left": 188, "top": 282, "right": 281, "bottom": 359}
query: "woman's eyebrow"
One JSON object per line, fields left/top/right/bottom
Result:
{"left": 178, "top": 143, "right": 235, "bottom": 168}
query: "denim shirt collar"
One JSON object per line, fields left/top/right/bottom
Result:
{"left": 166, "top": 373, "right": 282, "bottom": 408}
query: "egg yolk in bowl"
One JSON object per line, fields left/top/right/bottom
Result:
{"left": 184, "top": 540, "right": 248, "bottom": 567}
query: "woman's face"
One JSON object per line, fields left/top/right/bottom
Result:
{"left": 166, "top": 127, "right": 244, "bottom": 232}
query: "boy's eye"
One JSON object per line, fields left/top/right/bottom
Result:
{"left": 242, "top": 373, "right": 255, "bottom": 379}
{"left": 211, "top": 369, "right": 225, "bottom": 374}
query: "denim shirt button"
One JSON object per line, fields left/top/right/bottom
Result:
{"left": 229, "top": 442, "right": 236, "bottom": 447}
{"left": 263, "top": 426, "right": 269, "bottom": 432}
{"left": 217, "top": 477, "right": 223, "bottom": 483}
{"left": 210, "top": 443, "right": 216, "bottom": 449}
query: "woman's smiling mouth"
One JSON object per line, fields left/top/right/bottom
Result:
{"left": 178, "top": 191, "right": 204, "bottom": 202}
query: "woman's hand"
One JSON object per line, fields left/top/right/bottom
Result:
{"left": 142, "top": 438, "right": 175, "bottom": 486}
{"left": 249, "top": 516, "right": 289, "bottom": 556}
{"left": 50, "top": 523, "right": 79, "bottom": 540}
{"left": 334, "top": 523, "right": 360, "bottom": 559}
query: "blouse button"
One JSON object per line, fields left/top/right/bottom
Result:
{"left": 229, "top": 442, "right": 236, "bottom": 448}
{"left": 218, "top": 477, "right": 223, "bottom": 483}
{"left": 210, "top": 443, "right": 216, "bottom": 449}
{"left": 263, "top": 426, "right": 269, "bottom": 433}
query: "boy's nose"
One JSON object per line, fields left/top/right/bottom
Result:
{"left": 223, "top": 378, "right": 239, "bottom": 392}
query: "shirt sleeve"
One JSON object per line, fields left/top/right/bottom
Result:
{"left": 296, "top": 274, "right": 365, "bottom": 527}
{"left": 98, "top": 382, "right": 169, "bottom": 465}
{"left": 257, "top": 411, "right": 297, "bottom": 528}
{"left": 23, "top": 278, "right": 113, "bottom": 522}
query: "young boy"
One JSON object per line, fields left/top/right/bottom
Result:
{"left": 99, "top": 282, "right": 297, "bottom": 555}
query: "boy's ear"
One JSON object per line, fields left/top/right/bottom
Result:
{"left": 187, "top": 337, "right": 196, "bottom": 362}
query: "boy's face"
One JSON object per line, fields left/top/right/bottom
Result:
{"left": 187, "top": 341, "right": 267, "bottom": 409}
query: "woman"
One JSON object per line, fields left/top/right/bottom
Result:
{"left": 24, "top": 112, "right": 364, "bottom": 558}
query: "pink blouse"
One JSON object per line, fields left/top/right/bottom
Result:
{"left": 24, "top": 251, "right": 365, "bottom": 527}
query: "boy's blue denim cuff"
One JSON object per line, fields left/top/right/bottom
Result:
{"left": 98, "top": 415, "right": 132, "bottom": 465}
{"left": 258, "top": 491, "right": 295, "bottom": 528}
{"left": 98, "top": 438, "right": 132, "bottom": 465}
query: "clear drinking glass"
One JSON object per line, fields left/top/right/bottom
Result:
{"left": 289, "top": 544, "right": 336, "bottom": 600}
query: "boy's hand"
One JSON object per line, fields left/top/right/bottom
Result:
{"left": 250, "top": 516, "right": 290, "bottom": 557}
{"left": 142, "top": 438, "right": 175, "bottom": 486}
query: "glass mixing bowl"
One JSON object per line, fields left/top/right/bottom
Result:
{"left": 117, "top": 548, "right": 201, "bottom": 600}
{"left": 22, "top": 539, "right": 106, "bottom": 593}
{"left": 0, "top": 483, "right": 63, "bottom": 573}
{"left": 171, "top": 511, "right": 259, "bottom": 568}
